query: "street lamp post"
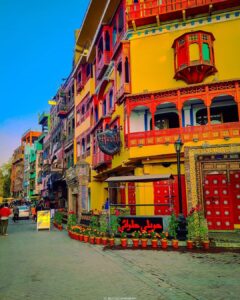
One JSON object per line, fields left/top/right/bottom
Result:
{"left": 174, "top": 136, "right": 183, "bottom": 214}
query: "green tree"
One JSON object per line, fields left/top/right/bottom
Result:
{"left": 0, "top": 162, "right": 11, "bottom": 198}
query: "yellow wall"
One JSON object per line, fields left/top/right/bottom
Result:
{"left": 130, "top": 17, "right": 240, "bottom": 93}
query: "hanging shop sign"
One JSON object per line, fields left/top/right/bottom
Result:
{"left": 97, "top": 128, "right": 121, "bottom": 155}
{"left": 118, "top": 217, "right": 163, "bottom": 233}
{"left": 37, "top": 210, "right": 51, "bottom": 231}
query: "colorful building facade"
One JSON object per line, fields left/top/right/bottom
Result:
{"left": 71, "top": 0, "right": 240, "bottom": 231}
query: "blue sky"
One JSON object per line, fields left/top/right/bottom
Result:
{"left": 0, "top": 0, "right": 89, "bottom": 165}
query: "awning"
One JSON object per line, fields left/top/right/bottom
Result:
{"left": 105, "top": 174, "right": 173, "bottom": 183}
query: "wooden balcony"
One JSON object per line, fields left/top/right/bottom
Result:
{"left": 126, "top": 0, "right": 237, "bottom": 27}
{"left": 127, "top": 122, "right": 240, "bottom": 147}
{"left": 92, "top": 150, "right": 112, "bottom": 170}
{"left": 96, "top": 51, "right": 112, "bottom": 80}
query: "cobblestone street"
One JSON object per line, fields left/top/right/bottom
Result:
{"left": 0, "top": 221, "right": 240, "bottom": 300}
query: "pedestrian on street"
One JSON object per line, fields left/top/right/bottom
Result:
{"left": 12, "top": 205, "right": 19, "bottom": 223}
{"left": 0, "top": 203, "right": 12, "bottom": 236}
{"left": 31, "top": 206, "right": 37, "bottom": 222}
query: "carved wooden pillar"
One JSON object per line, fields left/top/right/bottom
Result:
{"left": 177, "top": 91, "right": 182, "bottom": 128}
{"left": 205, "top": 86, "right": 211, "bottom": 125}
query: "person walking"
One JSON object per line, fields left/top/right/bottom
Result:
{"left": 12, "top": 205, "right": 19, "bottom": 223}
{"left": 31, "top": 205, "right": 37, "bottom": 222}
{"left": 0, "top": 203, "right": 12, "bottom": 236}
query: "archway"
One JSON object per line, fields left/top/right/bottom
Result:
{"left": 129, "top": 105, "right": 151, "bottom": 133}
{"left": 182, "top": 98, "right": 207, "bottom": 126}
{"left": 210, "top": 95, "right": 239, "bottom": 124}
{"left": 151, "top": 102, "right": 179, "bottom": 130}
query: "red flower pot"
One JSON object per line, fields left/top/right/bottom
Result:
{"left": 151, "top": 239, "right": 158, "bottom": 248}
{"left": 79, "top": 234, "right": 84, "bottom": 242}
{"left": 132, "top": 239, "right": 139, "bottom": 248}
{"left": 161, "top": 239, "right": 168, "bottom": 249}
{"left": 202, "top": 240, "right": 210, "bottom": 250}
{"left": 95, "top": 237, "right": 102, "bottom": 245}
{"left": 102, "top": 238, "right": 108, "bottom": 246}
{"left": 121, "top": 238, "right": 128, "bottom": 248}
{"left": 187, "top": 240, "right": 194, "bottom": 249}
{"left": 89, "top": 236, "right": 95, "bottom": 244}
{"left": 172, "top": 239, "right": 179, "bottom": 249}
{"left": 73, "top": 233, "right": 79, "bottom": 240}
{"left": 109, "top": 238, "right": 115, "bottom": 247}
{"left": 83, "top": 235, "right": 89, "bottom": 243}
{"left": 141, "top": 239, "right": 148, "bottom": 248}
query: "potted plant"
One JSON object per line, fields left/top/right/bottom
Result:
{"left": 141, "top": 230, "right": 148, "bottom": 248}
{"left": 149, "top": 231, "right": 159, "bottom": 248}
{"left": 109, "top": 215, "right": 120, "bottom": 247}
{"left": 168, "top": 213, "right": 179, "bottom": 249}
{"left": 160, "top": 231, "right": 169, "bottom": 249}
{"left": 132, "top": 231, "right": 141, "bottom": 248}
{"left": 198, "top": 210, "right": 210, "bottom": 249}
{"left": 186, "top": 205, "right": 209, "bottom": 249}
{"left": 99, "top": 214, "right": 108, "bottom": 245}
{"left": 119, "top": 230, "right": 128, "bottom": 247}
{"left": 95, "top": 231, "right": 102, "bottom": 245}
{"left": 83, "top": 228, "right": 90, "bottom": 243}
{"left": 53, "top": 211, "right": 63, "bottom": 230}
{"left": 67, "top": 211, "right": 77, "bottom": 231}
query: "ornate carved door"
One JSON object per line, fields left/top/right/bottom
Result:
{"left": 203, "top": 173, "right": 234, "bottom": 230}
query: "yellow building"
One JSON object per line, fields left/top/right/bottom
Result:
{"left": 72, "top": 0, "right": 240, "bottom": 231}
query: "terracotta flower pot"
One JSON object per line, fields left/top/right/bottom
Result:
{"left": 202, "top": 240, "right": 210, "bottom": 250}
{"left": 132, "top": 239, "right": 139, "bottom": 248}
{"left": 72, "top": 233, "right": 78, "bottom": 240}
{"left": 161, "top": 239, "right": 168, "bottom": 249}
{"left": 121, "top": 238, "right": 128, "bottom": 248}
{"left": 187, "top": 240, "right": 194, "bottom": 249}
{"left": 102, "top": 237, "right": 108, "bottom": 246}
{"left": 172, "top": 239, "right": 179, "bottom": 249}
{"left": 151, "top": 239, "right": 158, "bottom": 248}
{"left": 95, "top": 237, "right": 102, "bottom": 245}
{"left": 83, "top": 235, "right": 89, "bottom": 243}
{"left": 109, "top": 238, "right": 115, "bottom": 247}
{"left": 89, "top": 236, "right": 95, "bottom": 244}
{"left": 141, "top": 239, "right": 148, "bottom": 248}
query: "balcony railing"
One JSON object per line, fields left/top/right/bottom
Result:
{"left": 126, "top": 0, "right": 232, "bottom": 25}
{"left": 127, "top": 122, "right": 240, "bottom": 147}
{"left": 92, "top": 150, "right": 112, "bottom": 169}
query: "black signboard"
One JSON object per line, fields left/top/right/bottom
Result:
{"left": 118, "top": 216, "right": 163, "bottom": 233}
{"left": 97, "top": 128, "right": 120, "bottom": 155}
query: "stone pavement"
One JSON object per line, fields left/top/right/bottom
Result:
{"left": 0, "top": 220, "right": 240, "bottom": 300}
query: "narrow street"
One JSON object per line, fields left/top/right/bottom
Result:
{"left": 0, "top": 221, "right": 240, "bottom": 300}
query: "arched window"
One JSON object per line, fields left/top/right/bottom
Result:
{"left": 113, "top": 22, "right": 117, "bottom": 45}
{"left": 82, "top": 138, "right": 86, "bottom": 153}
{"left": 117, "top": 62, "right": 122, "bottom": 89}
{"left": 109, "top": 90, "right": 113, "bottom": 109}
{"left": 189, "top": 43, "right": 200, "bottom": 62}
{"left": 105, "top": 31, "right": 110, "bottom": 51}
{"left": 95, "top": 107, "right": 99, "bottom": 122}
{"left": 103, "top": 99, "right": 107, "bottom": 115}
{"left": 118, "top": 9, "right": 124, "bottom": 34}
{"left": 202, "top": 43, "right": 210, "bottom": 61}
{"left": 125, "top": 57, "right": 130, "bottom": 83}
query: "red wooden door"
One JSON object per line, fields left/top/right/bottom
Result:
{"left": 153, "top": 177, "right": 187, "bottom": 216}
{"left": 128, "top": 182, "right": 136, "bottom": 215}
{"left": 203, "top": 174, "right": 234, "bottom": 230}
{"left": 154, "top": 180, "right": 173, "bottom": 215}
{"left": 229, "top": 171, "right": 240, "bottom": 225}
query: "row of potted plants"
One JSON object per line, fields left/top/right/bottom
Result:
{"left": 65, "top": 206, "right": 210, "bottom": 250}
